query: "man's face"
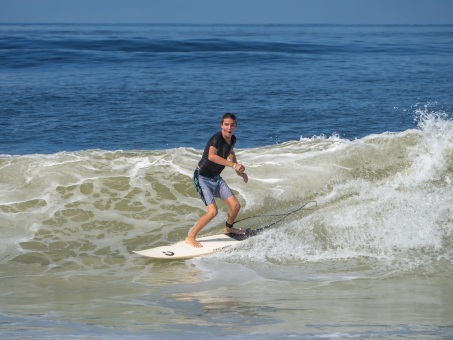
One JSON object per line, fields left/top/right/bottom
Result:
{"left": 221, "top": 118, "right": 237, "bottom": 137}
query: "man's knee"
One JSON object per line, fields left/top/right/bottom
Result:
{"left": 234, "top": 201, "right": 241, "bottom": 212}
{"left": 229, "top": 199, "right": 240, "bottom": 214}
{"left": 206, "top": 204, "right": 218, "bottom": 219}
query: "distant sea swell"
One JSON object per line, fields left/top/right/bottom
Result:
{"left": 1, "top": 24, "right": 452, "bottom": 154}
{"left": 1, "top": 24, "right": 452, "bottom": 68}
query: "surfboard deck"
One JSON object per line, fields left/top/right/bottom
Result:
{"left": 134, "top": 202, "right": 316, "bottom": 260}
{"left": 134, "top": 231, "right": 255, "bottom": 260}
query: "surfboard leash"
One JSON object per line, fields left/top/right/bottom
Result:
{"left": 234, "top": 200, "right": 317, "bottom": 236}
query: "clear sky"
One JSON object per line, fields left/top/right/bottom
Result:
{"left": 1, "top": 0, "right": 452, "bottom": 25}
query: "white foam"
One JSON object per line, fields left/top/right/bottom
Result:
{"left": 1, "top": 112, "right": 451, "bottom": 276}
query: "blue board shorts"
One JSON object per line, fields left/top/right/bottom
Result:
{"left": 193, "top": 168, "right": 234, "bottom": 206}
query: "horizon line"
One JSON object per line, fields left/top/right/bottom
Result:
{"left": 1, "top": 22, "right": 452, "bottom": 26}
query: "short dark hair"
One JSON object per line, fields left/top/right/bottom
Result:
{"left": 221, "top": 112, "right": 237, "bottom": 124}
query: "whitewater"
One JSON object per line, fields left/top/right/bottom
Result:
{"left": 1, "top": 111, "right": 452, "bottom": 338}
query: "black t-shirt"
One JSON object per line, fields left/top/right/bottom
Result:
{"left": 198, "top": 131, "right": 236, "bottom": 176}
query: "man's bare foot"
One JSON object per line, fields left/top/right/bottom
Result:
{"left": 185, "top": 237, "right": 203, "bottom": 248}
{"left": 224, "top": 226, "right": 245, "bottom": 235}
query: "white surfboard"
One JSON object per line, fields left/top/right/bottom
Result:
{"left": 135, "top": 202, "right": 316, "bottom": 260}
{"left": 134, "top": 233, "right": 250, "bottom": 260}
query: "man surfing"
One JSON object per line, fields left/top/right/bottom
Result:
{"left": 186, "top": 113, "right": 248, "bottom": 248}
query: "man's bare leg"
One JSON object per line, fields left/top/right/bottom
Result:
{"left": 186, "top": 203, "right": 218, "bottom": 248}
{"left": 223, "top": 195, "right": 245, "bottom": 235}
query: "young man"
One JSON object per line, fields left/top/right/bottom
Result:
{"left": 186, "top": 113, "right": 248, "bottom": 248}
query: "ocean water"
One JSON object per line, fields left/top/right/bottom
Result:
{"left": 1, "top": 24, "right": 453, "bottom": 339}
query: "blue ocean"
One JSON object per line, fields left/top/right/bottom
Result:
{"left": 1, "top": 24, "right": 453, "bottom": 339}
